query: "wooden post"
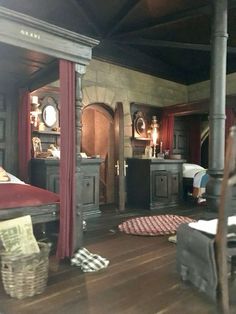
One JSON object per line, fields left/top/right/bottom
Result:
{"left": 73, "top": 64, "right": 86, "bottom": 250}
{"left": 206, "top": 0, "right": 228, "bottom": 209}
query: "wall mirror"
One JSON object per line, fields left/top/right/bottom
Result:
{"left": 43, "top": 104, "right": 57, "bottom": 127}
{"left": 133, "top": 111, "right": 148, "bottom": 139}
{"left": 41, "top": 96, "right": 59, "bottom": 129}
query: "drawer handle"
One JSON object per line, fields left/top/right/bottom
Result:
{"left": 86, "top": 182, "right": 90, "bottom": 187}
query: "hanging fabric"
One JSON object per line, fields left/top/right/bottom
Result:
{"left": 18, "top": 89, "right": 31, "bottom": 182}
{"left": 225, "top": 106, "right": 235, "bottom": 141}
{"left": 160, "top": 112, "right": 174, "bottom": 154}
{"left": 57, "top": 60, "right": 76, "bottom": 259}
{"left": 189, "top": 115, "right": 201, "bottom": 164}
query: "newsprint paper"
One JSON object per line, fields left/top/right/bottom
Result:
{"left": 0, "top": 215, "right": 40, "bottom": 254}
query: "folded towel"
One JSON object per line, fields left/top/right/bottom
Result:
{"left": 71, "top": 247, "right": 109, "bottom": 272}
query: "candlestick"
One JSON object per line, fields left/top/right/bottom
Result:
{"left": 160, "top": 141, "right": 163, "bottom": 154}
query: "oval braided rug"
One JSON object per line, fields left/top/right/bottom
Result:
{"left": 118, "top": 214, "right": 195, "bottom": 236}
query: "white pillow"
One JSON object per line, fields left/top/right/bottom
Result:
{"left": 0, "top": 172, "right": 25, "bottom": 184}
{"left": 182, "top": 163, "right": 205, "bottom": 178}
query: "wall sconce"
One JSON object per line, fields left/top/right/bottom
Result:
{"left": 151, "top": 115, "right": 159, "bottom": 157}
{"left": 30, "top": 96, "right": 41, "bottom": 128}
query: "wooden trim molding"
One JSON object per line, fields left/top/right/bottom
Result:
{"left": 0, "top": 6, "right": 99, "bottom": 65}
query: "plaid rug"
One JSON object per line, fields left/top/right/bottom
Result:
{"left": 118, "top": 214, "right": 195, "bottom": 236}
{"left": 71, "top": 248, "right": 109, "bottom": 272}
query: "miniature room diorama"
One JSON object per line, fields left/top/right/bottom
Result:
{"left": 1, "top": 1, "right": 236, "bottom": 313}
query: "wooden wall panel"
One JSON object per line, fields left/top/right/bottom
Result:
{"left": 0, "top": 86, "right": 18, "bottom": 173}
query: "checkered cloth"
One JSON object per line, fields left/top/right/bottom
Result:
{"left": 71, "top": 248, "right": 109, "bottom": 272}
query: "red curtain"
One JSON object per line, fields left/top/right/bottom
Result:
{"left": 57, "top": 60, "right": 76, "bottom": 259}
{"left": 160, "top": 113, "right": 174, "bottom": 153}
{"left": 225, "top": 106, "right": 235, "bottom": 140}
{"left": 188, "top": 116, "right": 201, "bottom": 164}
{"left": 18, "top": 90, "right": 31, "bottom": 182}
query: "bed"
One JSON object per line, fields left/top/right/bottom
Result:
{"left": 182, "top": 163, "right": 209, "bottom": 203}
{"left": 0, "top": 169, "right": 60, "bottom": 225}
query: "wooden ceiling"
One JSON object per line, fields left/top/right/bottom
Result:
{"left": 1, "top": 0, "right": 236, "bottom": 85}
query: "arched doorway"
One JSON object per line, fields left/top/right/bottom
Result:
{"left": 81, "top": 103, "right": 115, "bottom": 205}
{"left": 201, "top": 128, "right": 209, "bottom": 169}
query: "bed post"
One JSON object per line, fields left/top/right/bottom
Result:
{"left": 74, "top": 64, "right": 86, "bottom": 250}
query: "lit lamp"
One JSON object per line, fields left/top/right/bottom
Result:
{"left": 30, "top": 96, "right": 41, "bottom": 128}
{"left": 151, "top": 116, "right": 159, "bottom": 158}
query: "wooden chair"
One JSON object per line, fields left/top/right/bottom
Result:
{"left": 177, "top": 125, "right": 236, "bottom": 314}
{"left": 215, "top": 125, "right": 236, "bottom": 313}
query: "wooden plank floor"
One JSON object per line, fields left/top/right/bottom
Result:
{"left": 1, "top": 203, "right": 236, "bottom": 314}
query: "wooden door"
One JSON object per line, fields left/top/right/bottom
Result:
{"left": 114, "top": 102, "right": 126, "bottom": 212}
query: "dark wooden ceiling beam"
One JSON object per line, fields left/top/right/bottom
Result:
{"left": 70, "top": 0, "right": 103, "bottom": 37}
{"left": 113, "top": 38, "right": 236, "bottom": 53}
{"left": 112, "top": 0, "right": 236, "bottom": 39}
{"left": 27, "top": 60, "right": 59, "bottom": 92}
{"left": 105, "top": 0, "right": 141, "bottom": 38}
{"left": 93, "top": 40, "right": 187, "bottom": 84}
{"left": 112, "top": 4, "right": 211, "bottom": 38}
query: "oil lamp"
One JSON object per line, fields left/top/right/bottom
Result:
{"left": 151, "top": 116, "right": 159, "bottom": 157}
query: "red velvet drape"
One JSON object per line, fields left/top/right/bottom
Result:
{"left": 160, "top": 113, "right": 174, "bottom": 153}
{"left": 188, "top": 116, "right": 201, "bottom": 164}
{"left": 57, "top": 60, "right": 76, "bottom": 259}
{"left": 225, "top": 106, "right": 235, "bottom": 140}
{"left": 18, "top": 90, "right": 31, "bottom": 182}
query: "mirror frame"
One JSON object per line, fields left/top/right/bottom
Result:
{"left": 42, "top": 104, "right": 57, "bottom": 127}
{"left": 133, "top": 111, "right": 148, "bottom": 139}
{"left": 41, "top": 96, "right": 59, "bottom": 129}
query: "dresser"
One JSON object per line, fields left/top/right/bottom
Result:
{"left": 126, "top": 158, "right": 185, "bottom": 210}
{"left": 30, "top": 158, "right": 102, "bottom": 217}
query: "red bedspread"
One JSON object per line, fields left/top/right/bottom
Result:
{"left": 0, "top": 184, "right": 60, "bottom": 209}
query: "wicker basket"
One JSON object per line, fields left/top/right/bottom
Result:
{"left": 1, "top": 242, "right": 50, "bottom": 299}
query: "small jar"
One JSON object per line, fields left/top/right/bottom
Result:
{"left": 38, "top": 122, "right": 45, "bottom": 131}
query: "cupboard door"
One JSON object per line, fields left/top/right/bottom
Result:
{"left": 171, "top": 172, "right": 180, "bottom": 195}
{"left": 152, "top": 171, "right": 169, "bottom": 202}
{"left": 170, "top": 172, "right": 180, "bottom": 202}
{"left": 47, "top": 173, "right": 60, "bottom": 193}
{"left": 82, "top": 176, "right": 95, "bottom": 205}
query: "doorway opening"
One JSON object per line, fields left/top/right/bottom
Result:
{"left": 81, "top": 103, "right": 115, "bottom": 206}
{"left": 201, "top": 131, "right": 209, "bottom": 169}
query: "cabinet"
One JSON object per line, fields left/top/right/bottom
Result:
{"left": 126, "top": 158, "right": 185, "bottom": 210}
{"left": 30, "top": 158, "right": 102, "bottom": 217}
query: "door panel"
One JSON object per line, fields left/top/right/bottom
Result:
{"left": 152, "top": 171, "right": 169, "bottom": 201}
{"left": 114, "top": 102, "right": 125, "bottom": 212}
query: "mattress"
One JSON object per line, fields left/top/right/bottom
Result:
{"left": 0, "top": 183, "right": 60, "bottom": 209}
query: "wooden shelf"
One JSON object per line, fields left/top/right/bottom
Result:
{"left": 131, "top": 137, "right": 151, "bottom": 141}
{"left": 33, "top": 130, "right": 60, "bottom": 135}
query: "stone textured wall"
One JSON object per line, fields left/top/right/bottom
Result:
{"left": 51, "top": 59, "right": 236, "bottom": 157}
{"left": 187, "top": 72, "right": 236, "bottom": 102}
{"left": 83, "top": 59, "right": 188, "bottom": 157}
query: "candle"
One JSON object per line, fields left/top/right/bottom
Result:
{"left": 160, "top": 141, "right": 163, "bottom": 153}
{"left": 32, "top": 95, "right": 38, "bottom": 104}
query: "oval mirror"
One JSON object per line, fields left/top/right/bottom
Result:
{"left": 135, "top": 117, "right": 146, "bottom": 135}
{"left": 43, "top": 105, "right": 57, "bottom": 127}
